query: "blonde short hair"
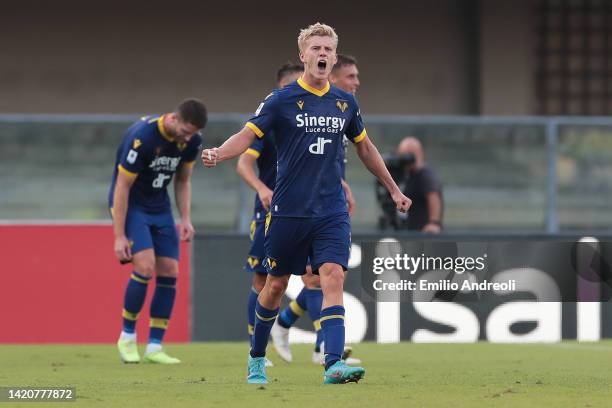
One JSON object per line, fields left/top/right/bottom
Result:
{"left": 297, "top": 22, "right": 338, "bottom": 52}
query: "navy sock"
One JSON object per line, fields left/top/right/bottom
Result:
{"left": 315, "top": 328, "right": 323, "bottom": 352}
{"left": 305, "top": 288, "right": 323, "bottom": 351}
{"left": 320, "top": 305, "right": 345, "bottom": 370}
{"left": 277, "top": 287, "right": 308, "bottom": 328}
{"left": 122, "top": 271, "right": 151, "bottom": 333}
{"left": 247, "top": 287, "right": 259, "bottom": 345}
{"left": 250, "top": 300, "right": 278, "bottom": 358}
{"left": 149, "top": 276, "right": 177, "bottom": 345}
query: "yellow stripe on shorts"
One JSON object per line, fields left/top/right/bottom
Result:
{"left": 264, "top": 212, "right": 272, "bottom": 236}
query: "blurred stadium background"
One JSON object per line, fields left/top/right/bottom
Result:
{"left": 4, "top": 0, "right": 612, "bottom": 231}
{"left": 2, "top": 1, "right": 612, "bottom": 402}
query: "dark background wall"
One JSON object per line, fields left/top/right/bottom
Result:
{"left": 192, "top": 233, "right": 612, "bottom": 342}
{"left": 1, "top": 0, "right": 537, "bottom": 115}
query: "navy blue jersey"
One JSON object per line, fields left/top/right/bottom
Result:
{"left": 246, "top": 78, "right": 366, "bottom": 218}
{"left": 245, "top": 135, "right": 277, "bottom": 217}
{"left": 108, "top": 115, "right": 202, "bottom": 213}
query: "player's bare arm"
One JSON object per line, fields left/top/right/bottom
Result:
{"left": 355, "top": 135, "right": 412, "bottom": 213}
{"left": 340, "top": 178, "right": 355, "bottom": 215}
{"left": 174, "top": 162, "right": 195, "bottom": 241}
{"left": 112, "top": 170, "right": 137, "bottom": 261}
{"left": 236, "top": 152, "right": 273, "bottom": 210}
{"left": 201, "top": 127, "right": 257, "bottom": 167}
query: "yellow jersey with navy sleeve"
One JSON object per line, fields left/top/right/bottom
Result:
{"left": 108, "top": 115, "right": 202, "bottom": 213}
{"left": 245, "top": 78, "right": 366, "bottom": 218}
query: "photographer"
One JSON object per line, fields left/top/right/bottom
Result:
{"left": 377, "top": 137, "right": 443, "bottom": 232}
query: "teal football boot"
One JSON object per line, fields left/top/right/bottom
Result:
{"left": 247, "top": 355, "right": 268, "bottom": 384}
{"left": 323, "top": 360, "right": 365, "bottom": 384}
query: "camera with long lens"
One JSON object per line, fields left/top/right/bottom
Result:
{"left": 375, "top": 153, "right": 415, "bottom": 230}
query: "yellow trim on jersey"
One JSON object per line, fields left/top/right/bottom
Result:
{"left": 246, "top": 148, "right": 261, "bottom": 158}
{"left": 122, "top": 309, "right": 139, "bottom": 321}
{"left": 255, "top": 312, "right": 278, "bottom": 322}
{"left": 130, "top": 273, "right": 149, "bottom": 284}
{"left": 289, "top": 300, "right": 305, "bottom": 316}
{"left": 182, "top": 160, "right": 196, "bottom": 168}
{"left": 245, "top": 122, "right": 264, "bottom": 138}
{"left": 319, "top": 314, "right": 345, "bottom": 323}
{"left": 118, "top": 164, "right": 138, "bottom": 177}
{"left": 313, "top": 319, "right": 321, "bottom": 331}
{"left": 157, "top": 115, "right": 174, "bottom": 142}
{"left": 353, "top": 129, "right": 367, "bottom": 144}
{"left": 150, "top": 318, "right": 169, "bottom": 329}
{"left": 297, "top": 77, "right": 330, "bottom": 97}
{"left": 247, "top": 324, "right": 254, "bottom": 335}
{"left": 264, "top": 211, "right": 272, "bottom": 236}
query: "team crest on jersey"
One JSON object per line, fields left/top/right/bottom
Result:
{"left": 297, "top": 100, "right": 304, "bottom": 110}
{"left": 247, "top": 256, "right": 259, "bottom": 269}
{"left": 133, "top": 139, "right": 142, "bottom": 149}
{"left": 177, "top": 142, "right": 187, "bottom": 151}
{"left": 264, "top": 257, "right": 278, "bottom": 270}
{"left": 336, "top": 100, "right": 348, "bottom": 113}
{"left": 155, "top": 147, "right": 162, "bottom": 156}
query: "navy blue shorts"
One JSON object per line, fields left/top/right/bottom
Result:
{"left": 245, "top": 215, "right": 267, "bottom": 274}
{"left": 123, "top": 208, "right": 179, "bottom": 260}
{"left": 263, "top": 212, "right": 350, "bottom": 276}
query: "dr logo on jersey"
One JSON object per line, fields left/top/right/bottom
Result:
{"left": 309, "top": 137, "right": 332, "bottom": 155}
{"left": 152, "top": 173, "right": 171, "bottom": 188}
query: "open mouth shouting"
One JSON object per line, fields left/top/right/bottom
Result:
{"left": 317, "top": 59, "right": 327, "bottom": 74}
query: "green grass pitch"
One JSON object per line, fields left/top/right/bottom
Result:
{"left": 1, "top": 342, "right": 611, "bottom": 407}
